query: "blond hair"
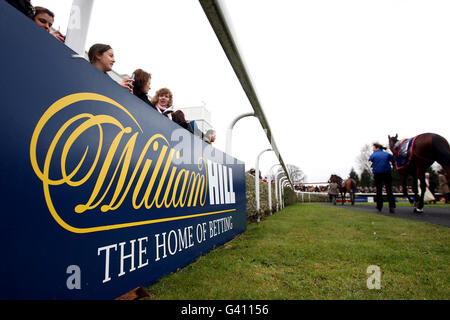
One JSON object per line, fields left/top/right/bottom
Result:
{"left": 151, "top": 88, "right": 173, "bottom": 106}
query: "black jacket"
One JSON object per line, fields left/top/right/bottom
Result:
{"left": 133, "top": 86, "right": 156, "bottom": 110}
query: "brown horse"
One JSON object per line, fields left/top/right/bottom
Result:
{"left": 329, "top": 174, "right": 357, "bottom": 205}
{"left": 388, "top": 133, "right": 450, "bottom": 213}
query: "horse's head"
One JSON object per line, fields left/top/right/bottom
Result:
{"left": 329, "top": 174, "right": 342, "bottom": 184}
{"left": 388, "top": 134, "right": 399, "bottom": 153}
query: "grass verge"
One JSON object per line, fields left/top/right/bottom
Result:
{"left": 143, "top": 203, "right": 449, "bottom": 300}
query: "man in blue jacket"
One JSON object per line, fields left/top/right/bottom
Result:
{"left": 369, "top": 143, "right": 396, "bottom": 213}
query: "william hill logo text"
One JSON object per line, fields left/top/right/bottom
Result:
{"left": 29, "top": 93, "right": 237, "bottom": 233}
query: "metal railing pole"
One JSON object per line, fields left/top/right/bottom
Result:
{"left": 268, "top": 164, "right": 282, "bottom": 214}
{"left": 282, "top": 181, "right": 290, "bottom": 208}
{"left": 274, "top": 171, "right": 285, "bottom": 212}
{"left": 255, "top": 148, "right": 273, "bottom": 215}
{"left": 225, "top": 112, "right": 254, "bottom": 159}
{"left": 279, "top": 177, "right": 288, "bottom": 210}
{"left": 199, "top": 0, "right": 294, "bottom": 188}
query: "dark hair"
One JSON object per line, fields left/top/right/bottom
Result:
{"left": 373, "top": 142, "right": 386, "bottom": 150}
{"left": 132, "top": 69, "right": 151, "bottom": 91}
{"left": 6, "top": 0, "right": 35, "bottom": 17}
{"left": 172, "top": 110, "right": 193, "bottom": 133}
{"left": 172, "top": 110, "right": 187, "bottom": 123}
{"left": 33, "top": 6, "right": 54, "bottom": 18}
{"left": 88, "top": 43, "right": 112, "bottom": 63}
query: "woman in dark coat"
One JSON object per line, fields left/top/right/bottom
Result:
{"left": 150, "top": 88, "right": 192, "bottom": 132}
{"left": 172, "top": 110, "right": 193, "bottom": 134}
{"left": 131, "top": 68, "right": 155, "bottom": 109}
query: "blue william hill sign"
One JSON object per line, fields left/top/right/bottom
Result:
{"left": 0, "top": 1, "right": 246, "bottom": 299}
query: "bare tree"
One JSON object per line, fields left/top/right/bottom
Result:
{"left": 276, "top": 164, "right": 305, "bottom": 184}
{"left": 356, "top": 144, "right": 373, "bottom": 178}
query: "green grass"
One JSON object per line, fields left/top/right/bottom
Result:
{"left": 143, "top": 203, "right": 449, "bottom": 300}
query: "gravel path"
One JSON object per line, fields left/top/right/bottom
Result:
{"left": 321, "top": 203, "right": 450, "bottom": 227}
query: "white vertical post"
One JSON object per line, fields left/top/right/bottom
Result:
{"left": 278, "top": 177, "right": 287, "bottom": 210}
{"left": 255, "top": 149, "right": 273, "bottom": 214}
{"left": 225, "top": 112, "right": 254, "bottom": 163}
{"left": 267, "top": 174, "right": 272, "bottom": 215}
{"left": 274, "top": 171, "right": 284, "bottom": 211}
{"left": 268, "top": 164, "right": 281, "bottom": 214}
{"left": 65, "top": 0, "right": 95, "bottom": 56}
{"left": 274, "top": 173, "right": 279, "bottom": 211}
{"left": 282, "top": 181, "right": 289, "bottom": 208}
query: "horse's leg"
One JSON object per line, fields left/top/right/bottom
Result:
{"left": 400, "top": 172, "right": 411, "bottom": 205}
{"left": 349, "top": 185, "right": 355, "bottom": 205}
{"left": 351, "top": 181, "right": 356, "bottom": 205}
{"left": 416, "top": 173, "right": 426, "bottom": 213}
{"left": 411, "top": 172, "right": 419, "bottom": 212}
{"left": 416, "top": 158, "right": 433, "bottom": 212}
{"left": 341, "top": 190, "right": 345, "bottom": 205}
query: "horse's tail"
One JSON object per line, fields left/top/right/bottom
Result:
{"left": 432, "top": 133, "right": 450, "bottom": 169}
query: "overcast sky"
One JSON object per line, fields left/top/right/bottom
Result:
{"left": 35, "top": 0, "right": 450, "bottom": 183}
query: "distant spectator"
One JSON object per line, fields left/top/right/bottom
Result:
{"left": 32, "top": 6, "right": 65, "bottom": 42}
{"left": 204, "top": 129, "right": 216, "bottom": 144}
{"left": 438, "top": 169, "right": 449, "bottom": 204}
{"left": 172, "top": 110, "right": 194, "bottom": 134}
{"left": 6, "top": 0, "right": 35, "bottom": 17}
{"left": 328, "top": 182, "right": 339, "bottom": 205}
{"left": 88, "top": 43, "right": 134, "bottom": 93}
{"left": 423, "top": 173, "right": 436, "bottom": 204}
{"left": 131, "top": 68, "right": 154, "bottom": 109}
{"left": 427, "top": 172, "right": 437, "bottom": 199}
{"left": 151, "top": 88, "right": 174, "bottom": 120}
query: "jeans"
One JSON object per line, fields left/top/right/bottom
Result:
{"left": 374, "top": 172, "right": 396, "bottom": 210}
{"left": 329, "top": 194, "right": 337, "bottom": 205}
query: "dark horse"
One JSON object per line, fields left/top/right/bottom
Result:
{"left": 329, "top": 174, "right": 357, "bottom": 205}
{"left": 388, "top": 133, "right": 450, "bottom": 213}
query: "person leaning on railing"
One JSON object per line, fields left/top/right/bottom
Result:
{"left": 6, "top": 1, "right": 65, "bottom": 42}
{"left": 172, "top": 110, "right": 194, "bottom": 134}
{"left": 149, "top": 88, "right": 191, "bottom": 130}
{"left": 88, "top": 43, "right": 134, "bottom": 93}
{"left": 150, "top": 88, "right": 174, "bottom": 120}
{"left": 203, "top": 129, "right": 216, "bottom": 144}
{"left": 131, "top": 68, "right": 155, "bottom": 110}
{"left": 6, "top": 0, "right": 35, "bottom": 17}
{"left": 32, "top": 6, "right": 65, "bottom": 42}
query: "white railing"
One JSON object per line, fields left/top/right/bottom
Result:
{"left": 199, "top": 0, "right": 293, "bottom": 189}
